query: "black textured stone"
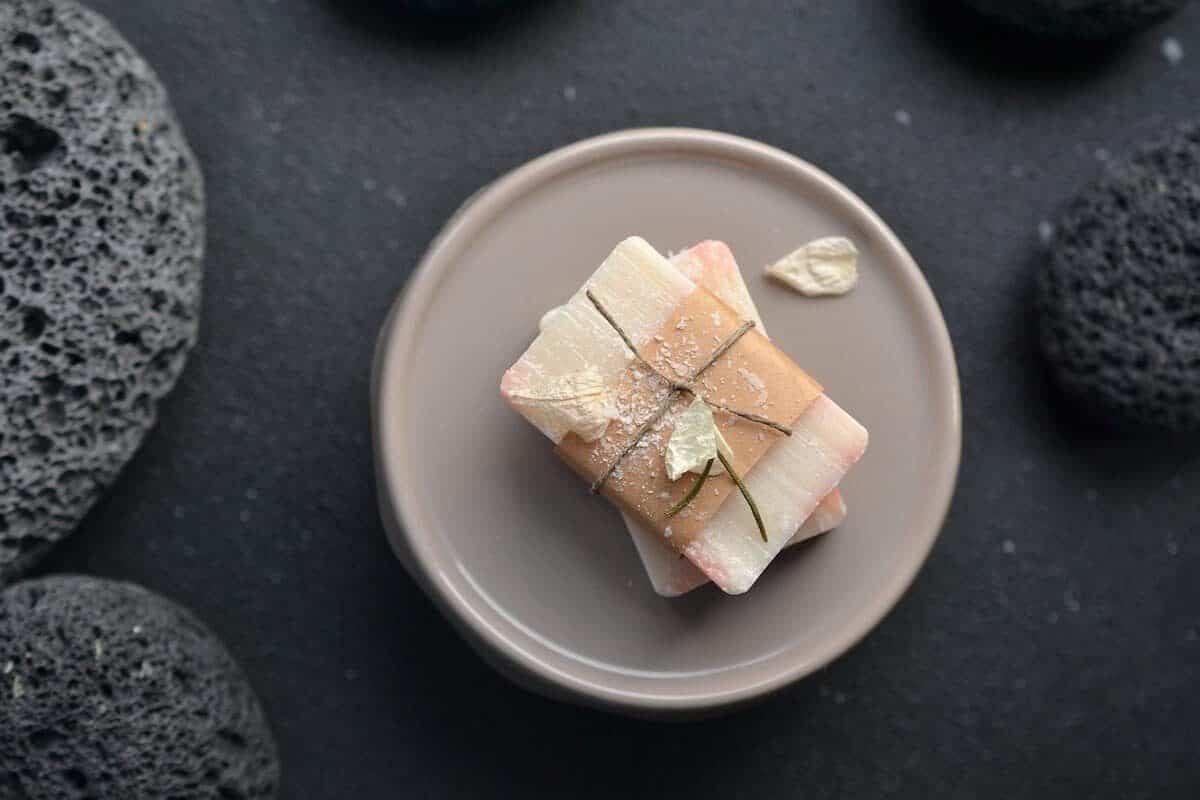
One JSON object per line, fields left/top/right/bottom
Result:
{"left": 1038, "top": 124, "right": 1200, "bottom": 430}
{"left": 961, "top": 0, "right": 1188, "bottom": 38}
{"left": 0, "top": 0, "right": 204, "bottom": 582}
{"left": 0, "top": 576, "right": 278, "bottom": 799}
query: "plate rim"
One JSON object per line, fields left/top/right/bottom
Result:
{"left": 372, "top": 127, "right": 962, "bottom": 716}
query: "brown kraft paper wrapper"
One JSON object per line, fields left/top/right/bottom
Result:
{"left": 556, "top": 287, "right": 822, "bottom": 548}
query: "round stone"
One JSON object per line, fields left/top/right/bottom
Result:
{"left": 961, "top": 0, "right": 1187, "bottom": 39}
{"left": 0, "top": 0, "right": 204, "bottom": 581}
{"left": 1038, "top": 124, "right": 1200, "bottom": 430}
{"left": 0, "top": 576, "right": 279, "bottom": 799}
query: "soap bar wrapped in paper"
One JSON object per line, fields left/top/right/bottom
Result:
{"left": 501, "top": 238, "right": 867, "bottom": 594}
{"left": 537, "top": 240, "right": 847, "bottom": 596}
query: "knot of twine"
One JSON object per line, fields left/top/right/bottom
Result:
{"left": 585, "top": 290, "right": 793, "bottom": 541}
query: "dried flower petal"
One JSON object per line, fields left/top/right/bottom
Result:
{"left": 665, "top": 398, "right": 732, "bottom": 480}
{"left": 765, "top": 237, "right": 858, "bottom": 297}
{"left": 506, "top": 366, "right": 615, "bottom": 442}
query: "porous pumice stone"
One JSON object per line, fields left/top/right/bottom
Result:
{"left": 0, "top": 0, "right": 204, "bottom": 582}
{"left": 0, "top": 576, "right": 279, "bottom": 799}
{"left": 1038, "top": 124, "right": 1200, "bottom": 431}
{"left": 961, "top": 0, "right": 1188, "bottom": 39}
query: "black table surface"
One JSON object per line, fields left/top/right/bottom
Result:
{"left": 42, "top": 1, "right": 1200, "bottom": 797}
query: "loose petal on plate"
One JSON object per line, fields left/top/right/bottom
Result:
{"left": 765, "top": 237, "right": 859, "bottom": 297}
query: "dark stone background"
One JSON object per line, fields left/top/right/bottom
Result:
{"left": 40, "top": 1, "right": 1200, "bottom": 796}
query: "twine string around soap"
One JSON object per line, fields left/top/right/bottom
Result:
{"left": 586, "top": 289, "right": 790, "bottom": 434}
{"left": 585, "top": 289, "right": 790, "bottom": 542}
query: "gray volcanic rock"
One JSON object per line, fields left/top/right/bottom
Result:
{"left": 1038, "top": 124, "right": 1200, "bottom": 430}
{"left": 0, "top": 576, "right": 279, "bottom": 799}
{"left": 0, "top": 0, "right": 204, "bottom": 581}
{"left": 961, "top": 0, "right": 1188, "bottom": 39}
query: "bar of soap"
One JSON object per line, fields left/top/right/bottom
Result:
{"left": 501, "top": 237, "right": 868, "bottom": 594}
{"left": 626, "top": 241, "right": 848, "bottom": 596}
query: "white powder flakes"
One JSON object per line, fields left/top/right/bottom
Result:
{"left": 385, "top": 186, "right": 407, "bottom": 208}
{"left": 1162, "top": 37, "right": 1184, "bottom": 65}
{"left": 738, "top": 367, "right": 769, "bottom": 407}
{"left": 563, "top": 85, "right": 577, "bottom": 102}
{"left": 1037, "top": 221, "right": 1054, "bottom": 245}
{"left": 1063, "top": 587, "right": 1081, "bottom": 614}
{"left": 894, "top": 109, "right": 911, "bottom": 126}
{"left": 1002, "top": 539, "right": 1016, "bottom": 555}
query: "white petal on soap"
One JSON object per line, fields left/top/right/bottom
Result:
{"left": 501, "top": 237, "right": 694, "bottom": 444}
{"left": 665, "top": 398, "right": 729, "bottom": 480}
{"left": 505, "top": 366, "right": 615, "bottom": 442}
{"left": 765, "top": 237, "right": 859, "bottom": 297}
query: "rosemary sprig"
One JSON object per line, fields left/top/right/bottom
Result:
{"left": 717, "top": 450, "right": 767, "bottom": 543}
{"left": 664, "top": 458, "right": 714, "bottom": 519}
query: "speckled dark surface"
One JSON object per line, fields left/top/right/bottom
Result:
{"left": 31, "top": 1, "right": 1200, "bottom": 797}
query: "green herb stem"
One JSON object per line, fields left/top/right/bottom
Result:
{"left": 665, "top": 459, "right": 714, "bottom": 519}
{"left": 717, "top": 450, "right": 768, "bottom": 543}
